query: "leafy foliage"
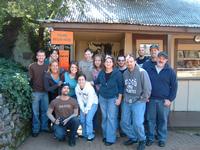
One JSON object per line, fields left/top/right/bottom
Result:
{"left": 0, "top": 58, "right": 32, "bottom": 119}
{"left": 0, "top": 17, "right": 23, "bottom": 58}
{"left": 0, "top": 0, "right": 85, "bottom": 54}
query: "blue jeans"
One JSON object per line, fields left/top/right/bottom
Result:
{"left": 32, "top": 92, "right": 49, "bottom": 133}
{"left": 99, "top": 95, "right": 119, "bottom": 143}
{"left": 53, "top": 117, "right": 79, "bottom": 142}
{"left": 80, "top": 104, "right": 98, "bottom": 139}
{"left": 146, "top": 99, "right": 170, "bottom": 142}
{"left": 120, "top": 101, "right": 146, "bottom": 141}
{"left": 93, "top": 105, "right": 99, "bottom": 130}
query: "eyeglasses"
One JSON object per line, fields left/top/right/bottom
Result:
{"left": 118, "top": 59, "right": 125, "bottom": 62}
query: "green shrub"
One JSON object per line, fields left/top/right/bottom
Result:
{"left": 0, "top": 58, "right": 32, "bottom": 119}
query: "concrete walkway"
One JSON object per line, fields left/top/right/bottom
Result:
{"left": 17, "top": 129, "right": 200, "bottom": 150}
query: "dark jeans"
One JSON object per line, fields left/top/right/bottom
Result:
{"left": 146, "top": 99, "right": 170, "bottom": 142}
{"left": 93, "top": 104, "right": 100, "bottom": 131}
{"left": 53, "top": 117, "right": 79, "bottom": 143}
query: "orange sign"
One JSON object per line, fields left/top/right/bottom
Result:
{"left": 59, "top": 50, "right": 70, "bottom": 71}
{"left": 51, "top": 31, "right": 73, "bottom": 44}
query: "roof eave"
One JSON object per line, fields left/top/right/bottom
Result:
{"left": 39, "top": 20, "right": 200, "bottom": 34}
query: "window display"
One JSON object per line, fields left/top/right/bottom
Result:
{"left": 177, "top": 50, "right": 200, "bottom": 78}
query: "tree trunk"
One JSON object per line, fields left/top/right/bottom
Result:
{"left": 38, "top": 26, "right": 44, "bottom": 49}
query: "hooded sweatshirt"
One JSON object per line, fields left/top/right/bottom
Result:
{"left": 75, "top": 82, "right": 98, "bottom": 114}
{"left": 123, "top": 65, "right": 152, "bottom": 103}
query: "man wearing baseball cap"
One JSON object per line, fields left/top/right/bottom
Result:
{"left": 145, "top": 51, "right": 178, "bottom": 147}
{"left": 143, "top": 44, "right": 159, "bottom": 71}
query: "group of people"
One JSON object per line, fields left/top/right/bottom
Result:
{"left": 29, "top": 45, "right": 178, "bottom": 150}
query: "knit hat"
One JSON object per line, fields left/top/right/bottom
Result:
{"left": 61, "top": 82, "right": 70, "bottom": 89}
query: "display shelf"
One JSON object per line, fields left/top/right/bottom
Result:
{"left": 176, "top": 50, "right": 200, "bottom": 78}
{"left": 178, "top": 58, "right": 200, "bottom": 61}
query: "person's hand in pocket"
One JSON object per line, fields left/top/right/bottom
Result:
{"left": 164, "top": 99, "right": 171, "bottom": 107}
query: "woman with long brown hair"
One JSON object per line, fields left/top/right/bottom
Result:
{"left": 63, "top": 61, "right": 79, "bottom": 99}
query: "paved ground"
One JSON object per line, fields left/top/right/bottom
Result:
{"left": 17, "top": 129, "right": 200, "bottom": 150}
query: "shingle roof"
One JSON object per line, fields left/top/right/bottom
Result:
{"left": 43, "top": 0, "right": 200, "bottom": 28}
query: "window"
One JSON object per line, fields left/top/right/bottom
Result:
{"left": 176, "top": 39, "right": 200, "bottom": 78}
{"left": 139, "top": 43, "right": 159, "bottom": 56}
{"left": 136, "top": 39, "right": 163, "bottom": 57}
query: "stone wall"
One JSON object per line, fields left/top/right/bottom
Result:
{"left": 0, "top": 94, "right": 31, "bottom": 150}
{"left": 13, "top": 31, "right": 33, "bottom": 68}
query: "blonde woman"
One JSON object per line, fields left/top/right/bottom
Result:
{"left": 44, "top": 60, "right": 64, "bottom": 102}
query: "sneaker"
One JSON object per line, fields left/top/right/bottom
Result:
{"left": 137, "top": 141, "right": 146, "bottom": 150}
{"left": 104, "top": 142, "right": 113, "bottom": 146}
{"left": 123, "top": 139, "right": 137, "bottom": 145}
{"left": 32, "top": 132, "right": 39, "bottom": 137}
{"left": 87, "top": 137, "right": 95, "bottom": 142}
{"left": 146, "top": 140, "right": 153, "bottom": 146}
{"left": 158, "top": 141, "right": 165, "bottom": 147}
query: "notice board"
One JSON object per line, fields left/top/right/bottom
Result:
{"left": 51, "top": 31, "right": 73, "bottom": 45}
{"left": 59, "top": 50, "right": 70, "bottom": 71}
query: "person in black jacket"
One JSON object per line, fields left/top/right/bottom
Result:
{"left": 44, "top": 60, "right": 64, "bottom": 102}
{"left": 136, "top": 47, "right": 149, "bottom": 67}
{"left": 145, "top": 51, "right": 177, "bottom": 147}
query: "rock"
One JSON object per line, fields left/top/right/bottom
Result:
{"left": 0, "top": 94, "right": 3, "bottom": 106}
{"left": 2, "top": 108, "right": 9, "bottom": 118}
{"left": 0, "top": 139, "right": 4, "bottom": 148}
{"left": 2, "top": 135, "right": 8, "bottom": 145}
{"left": 7, "top": 133, "right": 12, "bottom": 143}
{"left": 0, "top": 121, "right": 4, "bottom": 132}
{"left": 12, "top": 114, "right": 19, "bottom": 122}
{"left": 0, "top": 95, "right": 31, "bottom": 150}
{"left": 9, "top": 121, "right": 14, "bottom": 129}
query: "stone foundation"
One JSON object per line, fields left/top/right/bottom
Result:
{"left": 0, "top": 94, "right": 31, "bottom": 150}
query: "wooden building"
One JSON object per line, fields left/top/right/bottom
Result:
{"left": 40, "top": 0, "right": 200, "bottom": 127}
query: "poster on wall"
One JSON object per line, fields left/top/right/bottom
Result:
{"left": 88, "top": 42, "right": 120, "bottom": 57}
{"left": 59, "top": 50, "right": 70, "bottom": 71}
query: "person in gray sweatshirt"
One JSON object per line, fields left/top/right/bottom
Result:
{"left": 120, "top": 54, "right": 152, "bottom": 150}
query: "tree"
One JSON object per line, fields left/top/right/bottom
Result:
{"left": 0, "top": 0, "right": 85, "bottom": 56}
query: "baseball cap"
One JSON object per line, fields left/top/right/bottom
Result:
{"left": 150, "top": 44, "right": 159, "bottom": 50}
{"left": 158, "top": 51, "right": 168, "bottom": 59}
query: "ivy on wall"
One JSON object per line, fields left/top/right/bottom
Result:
{"left": 0, "top": 58, "right": 32, "bottom": 119}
